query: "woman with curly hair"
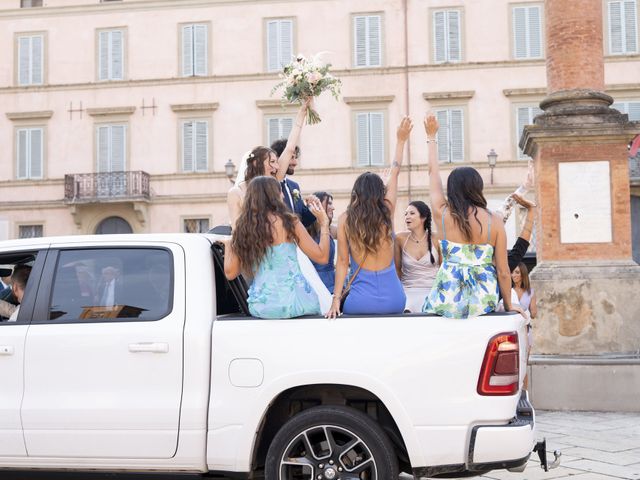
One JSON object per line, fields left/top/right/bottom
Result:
{"left": 421, "top": 115, "right": 525, "bottom": 319}
{"left": 326, "top": 117, "right": 412, "bottom": 318}
{"left": 394, "top": 200, "right": 440, "bottom": 312}
{"left": 223, "top": 176, "right": 331, "bottom": 319}
{"left": 227, "top": 100, "right": 311, "bottom": 229}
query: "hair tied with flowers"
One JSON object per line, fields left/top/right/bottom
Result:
{"left": 271, "top": 52, "right": 342, "bottom": 124}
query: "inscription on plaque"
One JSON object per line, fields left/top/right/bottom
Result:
{"left": 558, "top": 161, "right": 612, "bottom": 244}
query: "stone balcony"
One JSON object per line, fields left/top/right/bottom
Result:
{"left": 64, "top": 171, "right": 151, "bottom": 203}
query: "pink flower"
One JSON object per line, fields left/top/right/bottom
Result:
{"left": 308, "top": 72, "right": 322, "bottom": 84}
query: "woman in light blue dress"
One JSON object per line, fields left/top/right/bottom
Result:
{"left": 421, "top": 115, "right": 526, "bottom": 319}
{"left": 223, "top": 176, "right": 331, "bottom": 319}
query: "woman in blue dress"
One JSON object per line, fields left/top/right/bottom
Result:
{"left": 224, "top": 176, "right": 331, "bottom": 319}
{"left": 326, "top": 117, "right": 412, "bottom": 318}
{"left": 307, "top": 191, "right": 336, "bottom": 291}
{"left": 421, "top": 115, "right": 526, "bottom": 319}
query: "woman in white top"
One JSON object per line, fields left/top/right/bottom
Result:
{"left": 394, "top": 201, "right": 440, "bottom": 312}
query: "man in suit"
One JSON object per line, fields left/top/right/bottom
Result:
{"left": 270, "top": 139, "right": 317, "bottom": 228}
{"left": 96, "top": 264, "right": 125, "bottom": 306}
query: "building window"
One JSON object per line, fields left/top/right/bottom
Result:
{"left": 183, "top": 218, "right": 210, "bottom": 233}
{"left": 433, "top": 10, "right": 462, "bottom": 63}
{"left": 353, "top": 14, "right": 382, "bottom": 67}
{"left": 182, "top": 24, "right": 208, "bottom": 77}
{"left": 21, "top": 0, "right": 43, "bottom": 7}
{"left": 355, "top": 111, "right": 385, "bottom": 166}
{"left": 97, "top": 125, "right": 126, "bottom": 172}
{"left": 607, "top": 0, "right": 638, "bottom": 55}
{"left": 516, "top": 105, "right": 543, "bottom": 159}
{"left": 182, "top": 120, "right": 208, "bottom": 172}
{"left": 266, "top": 116, "right": 293, "bottom": 146}
{"left": 266, "top": 19, "right": 293, "bottom": 72}
{"left": 17, "top": 34, "right": 44, "bottom": 86}
{"left": 613, "top": 100, "right": 640, "bottom": 121}
{"left": 18, "top": 225, "right": 43, "bottom": 238}
{"left": 98, "top": 29, "right": 124, "bottom": 81}
{"left": 512, "top": 5, "right": 543, "bottom": 59}
{"left": 16, "top": 127, "right": 44, "bottom": 179}
{"left": 435, "top": 108, "right": 464, "bottom": 163}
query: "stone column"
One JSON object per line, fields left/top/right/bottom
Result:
{"left": 520, "top": 0, "right": 640, "bottom": 411}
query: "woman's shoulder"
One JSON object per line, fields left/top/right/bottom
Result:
{"left": 396, "top": 230, "right": 410, "bottom": 241}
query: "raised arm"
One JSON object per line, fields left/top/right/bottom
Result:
{"left": 424, "top": 115, "right": 447, "bottom": 215}
{"left": 275, "top": 99, "right": 312, "bottom": 182}
{"left": 385, "top": 117, "right": 412, "bottom": 216}
{"left": 294, "top": 197, "right": 331, "bottom": 264}
{"left": 326, "top": 213, "right": 350, "bottom": 319}
{"left": 493, "top": 216, "right": 513, "bottom": 312}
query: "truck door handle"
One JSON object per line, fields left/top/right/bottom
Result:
{"left": 0, "top": 345, "right": 14, "bottom": 356}
{"left": 128, "top": 342, "right": 169, "bottom": 354}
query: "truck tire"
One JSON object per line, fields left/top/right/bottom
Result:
{"left": 265, "top": 405, "right": 399, "bottom": 480}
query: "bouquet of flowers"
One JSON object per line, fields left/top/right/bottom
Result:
{"left": 271, "top": 53, "right": 341, "bottom": 124}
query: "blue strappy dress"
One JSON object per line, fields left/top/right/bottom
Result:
{"left": 423, "top": 208, "right": 499, "bottom": 319}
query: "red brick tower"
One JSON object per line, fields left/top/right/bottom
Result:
{"left": 520, "top": 0, "right": 640, "bottom": 411}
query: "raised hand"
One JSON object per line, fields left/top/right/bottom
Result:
{"left": 511, "top": 193, "right": 537, "bottom": 210}
{"left": 396, "top": 116, "right": 413, "bottom": 143}
{"left": 424, "top": 115, "right": 439, "bottom": 139}
{"left": 307, "top": 196, "right": 329, "bottom": 226}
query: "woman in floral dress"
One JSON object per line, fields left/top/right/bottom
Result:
{"left": 223, "top": 176, "right": 331, "bottom": 319}
{"left": 421, "top": 115, "right": 525, "bottom": 319}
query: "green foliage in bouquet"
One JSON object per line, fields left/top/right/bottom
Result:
{"left": 271, "top": 54, "right": 342, "bottom": 124}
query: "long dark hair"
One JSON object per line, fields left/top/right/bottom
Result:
{"left": 514, "top": 262, "right": 531, "bottom": 294}
{"left": 409, "top": 200, "right": 435, "bottom": 265}
{"left": 345, "top": 172, "right": 392, "bottom": 256}
{"left": 446, "top": 167, "right": 488, "bottom": 242}
{"left": 244, "top": 146, "right": 276, "bottom": 183}
{"left": 307, "top": 191, "right": 333, "bottom": 239}
{"left": 231, "top": 176, "right": 298, "bottom": 274}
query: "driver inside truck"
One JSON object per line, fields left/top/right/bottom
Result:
{"left": 0, "top": 265, "right": 32, "bottom": 321}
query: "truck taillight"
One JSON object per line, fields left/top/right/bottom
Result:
{"left": 477, "top": 332, "right": 519, "bottom": 396}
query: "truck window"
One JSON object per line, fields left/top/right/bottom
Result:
{"left": 45, "top": 248, "right": 173, "bottom": 323}
{"left": 211, "top": 242, "right": 249, "bottom": 316}
{"left": 0, "top": 250, "right": 40, "bottom": 324}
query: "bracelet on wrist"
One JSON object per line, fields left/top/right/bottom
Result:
{"left": 426, "top": 139, "right": 438, "bottom": 144}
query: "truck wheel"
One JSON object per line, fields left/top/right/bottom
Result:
{"left": 265, "top": 405, "right": 399, "bottom": 480}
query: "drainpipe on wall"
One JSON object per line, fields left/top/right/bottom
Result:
{"left": 403, "top": 0, "right": 412, "bottom": 201}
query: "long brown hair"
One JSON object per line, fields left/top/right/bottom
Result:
{"left": 446, "top": 167, "right": 488, "bottom": 241}
{"left": 307, "top": 191, "right": 333, "bottom": 239}
{"left": 514, "top": 262, "right": 531, "bottom": 294}
{"left": 244, "top": 146, "right": 276, "bottom": 183}
{"left": 345, "top": 172, "right": 393, "bottom": 256}
{"left": 231, "top": 176, "right": 298, "bottom": 274}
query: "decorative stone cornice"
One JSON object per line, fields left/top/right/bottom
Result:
{"left": 87, "top": 106, "right": 136, "bottom": 117}
{"left": 170, "top": 102, "right": 219, "bottom": 113}
{"left": 5, "top": 110, "right": 53, "bottom": 121}
{"left": 343, "top": 95, "right": 395, "bottom": 105}
{"left": 255, "top": 99, "right": 295, "bottom": 110}
{"left": 503, "top": 87, "right": 546, "bottom": 98}
{"left": 422, "top": 91, "right": 474, "bottom": 101}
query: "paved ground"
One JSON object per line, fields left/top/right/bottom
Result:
{"left": 407, "top": 410, "right": 640, "bottom": 479}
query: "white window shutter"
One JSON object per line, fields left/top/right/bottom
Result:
{"left": 609, "top": 1, "right": 624, "bottom": 54}
{"left": 183, "top": 121, "right": 194, "bottom": 172}
{"left": 517, "top": 107, "right": 532, "bottom": 159}
{"left": 31, "top": 35, "right": 43, "bottom": 84}
{"left": 447, "top": 11, "right": 461, "bottom": 62}
{"left": 354, "top": 16, "right": 367, "bottom": 66}
{"left": 280, "top": 117, "right": 293, "bottom": 140}
{"left": 17, "top": 129, "right": 28, "bottom": 179}
{"left": 279, "top": 20, "right": 293, "bottom": 68}
{"left": 450, "top": 109, "right": 464, "bottom": 162}
{"left": 267, "top": 118, "right": 280, "bottom": 146}
{"left": 356, "top": 113, "right": 369, "bottom": 165}
{"left": 182, "top": 25, "right": 194, "bottom": 76}
{"left": 111, "top": 125, "right": 125, "bottom": 171}
{"left": 434, "top": 11, "right": 446, "bottom": 63}
{"left": 18, "top": 37, "right": 31, "bottom": 85}
{"left": 98, "top": 31, "right": 110, "bottom": 80}
{"left": 97, "top": 126, "right": 110, "bottom": 172}
{"left": 110, "top": 30, "right": 123, "bottom": 80}
{"left": 368, "top": 15, "right": 382, "bottom": 66}
{"left": 436, "top": 110, "right": 449, "bottom": 162}
{"left": 528, "top": 6, "right": 542, "bottom": 58}
{"left": 628, "top": 101, "right": 640, "bottom": 121}
{"left": 29, "top": 128, "right": 43, "bottom": 178}
{"left": 369, "top": 112, "right": 384, "bottom": 166}
{"left": 266, "top": 21, "right": 279, "bottom": 71}
{"left": 195, "top": 121, "right": 208, "bottom": 171}
{"left": 513, "top": 7, "right": 528, "bottom": 59}
{"left": 194, "top": 25, "right": 207, "bottom": 76}
{"left": 625, "top": 0, "right": 638, "bottom": 53}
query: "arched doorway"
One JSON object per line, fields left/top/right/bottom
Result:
{"left": 95, "top": 216, "right": 133, "bottom": 235}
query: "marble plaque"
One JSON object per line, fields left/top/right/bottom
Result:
{"left": 558, "top": 161, "right": 612, "bottom": 244}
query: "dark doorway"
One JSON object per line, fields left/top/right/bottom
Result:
{"left": 95, "top": 216, "right": 133, "bottom": 235}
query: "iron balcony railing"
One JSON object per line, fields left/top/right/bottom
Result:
{"left": 64, "top": 171, "right": 150, "bottom": 202}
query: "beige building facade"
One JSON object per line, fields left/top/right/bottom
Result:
{"left": 0, "top": 0, "right": 639, "bottom": 251}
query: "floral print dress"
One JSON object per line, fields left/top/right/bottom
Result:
{"left": 248, "top": 242, "right": 321, "bottom": 319}
{"left": 423, "top": 208, "right": 499, "bottom": 319}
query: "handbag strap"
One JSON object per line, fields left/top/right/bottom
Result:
{"left": 341, "top": 251, "right": 368, "bottom": 299}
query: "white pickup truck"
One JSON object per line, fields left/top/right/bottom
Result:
{"left": 0, "top": 233, "right": 558, "bottom": 479}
